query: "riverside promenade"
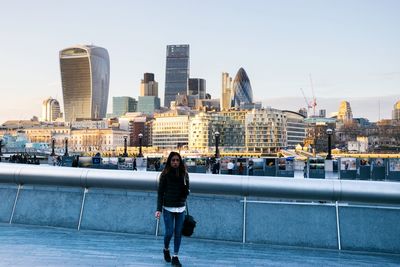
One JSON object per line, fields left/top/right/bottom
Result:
{"left": 1, "top": 224, "right": 400, "bottom": 266}
{"left": 1, "top": 163, "right": 400, "bottom": 266}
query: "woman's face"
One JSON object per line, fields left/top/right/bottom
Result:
{"left": 171, "top": 155, "right": 180, "bottom": 169}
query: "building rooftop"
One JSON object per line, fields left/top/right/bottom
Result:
{"left": 1, "top": 223, "right": 399, "bottom": 267}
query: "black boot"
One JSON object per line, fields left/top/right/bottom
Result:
{"left": 171, "top": 256, "right": 182, "bottom": 267}
{"left": 163, "top": 248, "right": 171, "bottom": 262}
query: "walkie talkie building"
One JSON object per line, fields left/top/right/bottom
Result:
{"left": 60, "top": 45, "right": 110, "bottom": 122}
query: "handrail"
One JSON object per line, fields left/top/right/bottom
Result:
{"left": 0, "top": 163, "right": 399, "bottom": 205}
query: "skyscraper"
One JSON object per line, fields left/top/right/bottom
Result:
{"left": 188, "top": 78, "right": 206, "bottom": 108}
{"left": 337, "top": 101, "right": 353, "bottom": 122}
{"left": 140, "top": 73, "right": 158, "bottom": 97}
{"left": 232, "top": 68, "right": 253, "bottom": 108}
{"left": 164, "top": 44, "right": 190, "bottom": 108}
{"left": 41, "top": 97, "right": 61, "bottom": 122}
{"left": 221, "top": 72, "right": 233, "bottom": 110}
{"left": 113, "top": 97, "right": 137, "bottom": 117}
{"left": 188, "top": 78, "right": 206, "bottom": 98}
{"left": 60, "top": 45, "right": 110, "bottom": 122}
{"left": 138, "top": 73, "right": 160, "bottom": 114}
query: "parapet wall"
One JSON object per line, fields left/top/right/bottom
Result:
{"left": 0, "top": 163, "right": 399, "bottom": 254}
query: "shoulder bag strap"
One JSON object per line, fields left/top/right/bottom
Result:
{"left": 185, "top": 201, "right": 189, "bottom": 216}
{"left": 184, "top": 172, "right": 189, "bottom": 215}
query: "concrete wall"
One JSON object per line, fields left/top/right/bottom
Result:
{"left": 246, "top": 202, "right": 338, "bottom": 249}
{"left": 188, "top": 194, "right": 243, "bottom": 242}
{"left": 81, "top": 189, "right": 157, "bottom": 235}
{"left": 340, "top": 206, "right": 400, "bottom": 253}
{"left": 12, "top": 185, "right": 83, "bottom": 228}
{"left": 0, "top": 184, "right": 17, "bottom": 223}
{"left": 0, "top": 182, "right": 399, "bottom": 254}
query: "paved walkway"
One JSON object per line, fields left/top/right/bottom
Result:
{"left": 0, "top": 223, "right": 399, "bottom": 266}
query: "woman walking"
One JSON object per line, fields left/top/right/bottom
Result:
{"left": 155, "top": 152, "right": 190, "bottom": 267}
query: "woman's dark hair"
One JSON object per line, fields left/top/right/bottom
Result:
{"left": 161, "top": 151, "right": 186, "bottom": 177}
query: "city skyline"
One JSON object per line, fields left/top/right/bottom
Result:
{"left": 1, "top": 0, "right": 399, "bottom": 123}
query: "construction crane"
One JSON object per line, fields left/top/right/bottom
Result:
{"left": 300, "top": 88, "right": 312, "bottom": 117}
{"left": 307, "top": 74, "right": 318, "bottom": 156}
{"left": 300, "top": 74, "right": 318, "bottom": 117}
{"left": 309, "top": 74, "right": 317, "bottom": 116}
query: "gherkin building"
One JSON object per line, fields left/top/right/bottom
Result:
{"left": 232, "top": 67, "right": 253, "bottom": 107}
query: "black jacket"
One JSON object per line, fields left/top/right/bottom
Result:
{"left": 157, "top": 171, "right": 189, "bottom": 212}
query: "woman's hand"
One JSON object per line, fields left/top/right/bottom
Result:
{"left": 155, "top": 211, "right": 161, "bottom": 219}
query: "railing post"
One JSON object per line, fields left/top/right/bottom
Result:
{"left": 155, "top": 218, "right": 160, "bottom": 236}
{"left": 242, "top": 196, "right": 247, "bottom": 243}
{"left": 9, "top": 184, "right": 22, "bottom": 224}
{"left": 78, "top": 188, "right": 88, "bottom": 231}
{"left": 335, "top": 201, "right": 341, "bottom": 250}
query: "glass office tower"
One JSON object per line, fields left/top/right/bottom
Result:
{"left": 188, "top": 78, "right": 206, "bottom": 99}
{"left": 232, "top": 67, "right": 253, "bottom": 108}
{"left": 137, "top": 96, "right": 161, "bottom": 115}
{"left": 164, "top": 44, "right": 190, "bottom": 108}
{"left": 188, "top": 78, "right": 206, "bottom": 108}
{"left": 60, "top": 45, "right": 110, "bottom": 122}
{"left": 113, "top": 96, "right": 137, "bottom": 117}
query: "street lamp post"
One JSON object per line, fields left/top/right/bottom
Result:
{"left": 326, "top": 128, "right": 333, "bottom": 160}
{"left": 64, "top": 138, "right": 69, "bottom": 157}
{"left": 123, "top": 136, "right": 128, "bottom": 157}
{"left": 50, "top": 138, "right": 55, "bottom": 156}
{"left": 177, "top": 142, "right": 182, "bottom": 155}
{"left": 215, "top": 131, "right": 220, "bottom": 158}
{"left": 138, "top": 133, "right": 143, "bottom": 157}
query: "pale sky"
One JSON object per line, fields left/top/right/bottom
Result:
{"left": 1, "top": 0, "right": 399, "bottom": 123}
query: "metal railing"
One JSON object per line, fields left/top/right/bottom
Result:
{"left": 0, "top": 163, "right": 399, "bottom": 205}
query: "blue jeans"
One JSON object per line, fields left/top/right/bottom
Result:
{"left": 163, "top": 208, "right": 185, "bottom": 255}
